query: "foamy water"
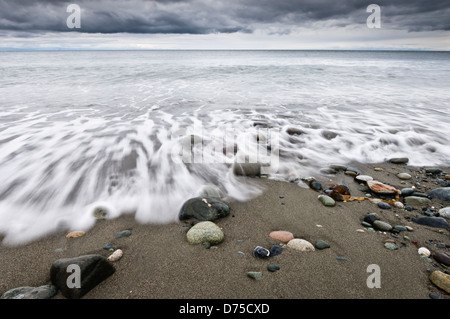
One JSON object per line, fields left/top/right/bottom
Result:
{"left": 1, "top": 50, "right": 449, "bottom": 244}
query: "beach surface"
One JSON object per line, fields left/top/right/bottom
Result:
{"left": 1, "top": 161, "right": 449, "bottom": 300}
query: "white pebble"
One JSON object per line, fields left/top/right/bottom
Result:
{"left": 394, "top": 202, "right": 404, "bottom": 209}
{"left": 108, "top": 249, "right": 123, "bottom": 262}
{"left": 418, "top": 247, "right": 430, "bottom": 257}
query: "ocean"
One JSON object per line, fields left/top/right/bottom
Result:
{"left": 1, "top": 50, "right": 449, "bottom": 244}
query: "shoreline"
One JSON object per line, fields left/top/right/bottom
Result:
{"left": 0, "top": 160, "right": 449, "bottom": 299}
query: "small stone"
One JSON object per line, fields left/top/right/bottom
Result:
{"left": 361, "top": 221, "right": 372, "bottom": 227}
{"left": 315, "top": 240, "right": 330, "bottom": 250}
{"left": 412, "top": 216, "right": 449, "bottom": 229}
{"left": 318, "top": 195, "right": 335, "bottom": 207}
{"left": 66, "top": 230, "right": 85, "bottom": 238}
{"left": 429, "top": 271, "right": 450, "bottom": 293}
{"left": 394, "top": 201, "right": 404, "bottom": 209}
{"left": 309, "top": 181, "right": 322, "bottom": 191}
{"left": 425, "top": 168, "right": 442, "bottom": 174}
{"left": 405, "top": 196, "right": 431, "bottom": 206}
{"left": 267, "top": 264, "right": 280, "bottom": 272}
{"left": 428, "top": 187, "right": 450, "bottom": 202}
{"left": 401, "top": 188, "right": 415, "bottom": 196}
{"left": 355, "top": 175, "right": 373, "bottom": 183}
{"left": 270, "top": 245, "right": 283, "bottom": 257}
{"left": 269, "top": 230, "right": 294, "bottom": 243}
{"left": 107, "top": 249, "right": 123, "bottom": 262}
{"left": 1, "top": 285, "right": 57, "bottom": 299}
{"left": 429, "top": 293, "right": 445, "bottom": 299}
{"left": 439, "top": 207, "right": 450, "bottom": 219}
{"left": 374, "top": 167, "right": 384, "bottom": 171}
{"left": 253, "top": 246, "right": 270, "bottom": 258}
{"left": 356, "top": 229, "right": 365, "bottom": 233}
{"left": 389, "top": 157, "right": 409, "bottom": 164}
{"left": 378, "top": 202, "right": 391, "bottom": 210}
{"left": 92, "top": 207, "right": 108, "bottom": 219}
{"left": 179, "top": 197, "right": 230, "bottom": 221}
{"left": 287, "top": 238, "right": 315, "bottom": 252}
{"left": 103, "top": 243, "right": 115, "bottom": 251}
{"left": 384, "top": 242, "right": 399, "bottom": 250}
{"left": 418, "top": 247, "right": 431, "bottom": 257}
{"left": 397, "top": 173, "right": 412, "bottom": 180}
{"left": 364, "top": 213, "right": 380, "bottom": 225}
{"left": 373, "top": 220, "right": 393, "bottom": 231}
{"left": 394, "top": 225, "right": 408, "bottom": 232}
{"left": 247, "top": 271, "right": 263, "bottom": 280}
{"left": 114, "top": 230, "right": 131, "bottom": 238}
{"left": 186, "top": 221, "right": 224, "bottom": 245}
{"left": 367, "top": 181, "right": 400, "bottom": 195}
{"left": 433, "top": 252, "right": 450, "bottom": 266}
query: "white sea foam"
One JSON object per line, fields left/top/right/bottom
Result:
{"left": 0, "top": 50, "right": 449, "bottom": 244}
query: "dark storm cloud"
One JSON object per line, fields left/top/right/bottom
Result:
{"left": 0, "top": 0, "right": 449, "bottom": 34}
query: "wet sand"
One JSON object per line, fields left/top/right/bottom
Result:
{"left": 0, "top": 161, "right": 449, "bottom": 303}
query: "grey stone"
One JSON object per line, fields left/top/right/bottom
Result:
{"left": 186, "top": 221, "right": 224, "bottom": 245}
{"left": 114, "top": 230, "right": 131, "bottom": 238}
{"left": 425, "top": 168, "right": 442, "bottom": 174}
{"left": 267, "top": 264, "right": 280, "bottom": 272}
{"left": 397, "top": 173, "right": 412, "bottom": 180}
{"left": 405, "top": 196, "right": 431, "bottom": 206}
{"left": 179, "top": 197, "right": 230, "bottom": 221}
{"left": 315, "top": 240, "right": 330, "bottom": 250}
{"left": 439, "top": 207, "right": 450, "bottom": 219}
{"left": 378, "top": 202, "right": 392, "bottom": 209}
{"left": 384, "top": 242, "right": 399, "bottom": 250}
{"left": 247, "top": 272, "right": 263, "bottom": 280}
{"left": 318, "top": 195, "right": 335, "bottom": 207}
{"left": 50, "top": 254, "right": 115, "bottom": 299}
{"left": 401, "top": 188, "right": 415, "bottom": 196}
{"left": 428, "top": 187, "right": 450, "bottom": 202}
{"left": 233, "top": 163, "right": 261, "bottom": 177}
{"left": 412, "top": 216, "right": 449, "bottom": 229}
{"left": 389, "top": 157, "right": 409, "bottom": 164}
{"left": 373, "top": 220, "right": 393, "bottom": 231}
{"left": 1, "top": 285, "right": 56, "bottom": 299}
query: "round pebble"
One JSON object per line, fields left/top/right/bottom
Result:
{"left": 418, "top": 247, "right": 431, "bottom": 257}
{"left": 267, "top": 264, "right": 280, "bottom": 272}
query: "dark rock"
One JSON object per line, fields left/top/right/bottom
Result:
{"left": 412, "top": 216, "right": 449, "bottom": 229}
{"left": 253, "top": 246, "right": 270, "bottom": 259}
{"left": 426, "top": 168, "right": 442, "bottom": 174}
{"left": 428, "top": 187, "right": 450, "bottom": 202}
{"left": 429, "top": 293, "right": 445, "bottom": 299}
{"left": 269, "top": 245, "right": 282, "bottom": 257}
{"left": 433, "top": 252, "right": 450, "bottom": 266}
{"left": 322, "top": 130, "right": 339, "bottom": 140}
{"left": 378, "top": 202, "right": 391, "bottom": 210}
{"left": 364, "top": 213, "right": 380, "bottom": 225}
{"left": 388, "top": 157, "right": 409, "bottom": 164}
{"left": 401, "top": 188, "right": 415, "bottom": 196}
{"left": 315, "top": 240, "right": 331, "bottom": 250}
{"left": 114, "top": 230, "right": 131, "bottom": 238}
{"left": 179, "top": 197, "right": 230, "bottom": 221}
{"left": 267, "top": 264, "right": 280, "bottom": 272}
{"left": 1, "top": 285, "right": 56, "bottom": 299}
{"left": 309, "top": 181, "right": 322, "bottom": 191}
{"left": 286, "top": 127, "right": 304, "bottom": 136}
{"left": 50, "top": 254, "right": 115, "bottom": 299}
{"left": 103, "top": 243, "right": 115, "bottom": 251}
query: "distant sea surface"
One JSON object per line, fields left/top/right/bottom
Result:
{"left": 1, "top": 50, "right": 449, "bottom": 244}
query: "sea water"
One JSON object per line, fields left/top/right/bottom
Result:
{"left": 0, "top": 50, "right": 449, "bottom": 244}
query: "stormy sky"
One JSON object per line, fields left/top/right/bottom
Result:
{"left": 1, "top": 0, "right": 449, "bottom": 50}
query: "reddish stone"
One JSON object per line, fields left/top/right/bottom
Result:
{"left": 270, "top": 231, "right": 294, "bottom": 243}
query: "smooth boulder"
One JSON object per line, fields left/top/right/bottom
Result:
{"left": 179, "top": 197, "right": 230, "bottom": 221}
{"left": 428, "top": 187, "right": 450, "bottom": 202}
{"left": 50, "top": 254, "right": 115, "bottom": 299}
{"left": 429, "top": 271, "right": 450, "bottom": 294}
{"left": 412, "top": 216, "right": 449, "bottom": 229}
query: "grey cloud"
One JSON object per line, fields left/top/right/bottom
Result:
{"left": 0, "top": 0, "right": 449, "bottom": 35}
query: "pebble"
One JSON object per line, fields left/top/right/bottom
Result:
{"left": 66, "top": 230, "right": 85, "bottom": 238}
{"left": 412, "top": 216, "right": 449, "bottom": 229}
{"left": 389, "top": 157, "right": 409, "bottom": 164}
{"left": 439, "top": 207, "right": 450, "bottom": 219}
{"left": 287, "top": 238, "right": 315, "bottom": 252}
{"left": 361, "top": 221, "right": 372, "bottom": 227}
{"left": 356, "top": 229, "right": 365, "bottom": 233}
{"left": 1, "top": 285, "right": 57, "bottom": 299}
{"left": 270, "top": 245, "right": 283, "bottom": 257}
{"left": 114, "top": 230, "right": 131, "bottom": 238}
{"left": 394, "top": 201, "right": 404, "bottom": 209}
{"left": 269, "top": 230, "right": 294, "bottom": 243}
{"left": 318, "top": 195, "right": 335, "bottom": 207}
{"left": 92, "top": 207, "right": 109, "bottom": 219}
{"left": 384, "top": 242, "right": 399, "bottom": 250}
{"left": 418, "top": 247, "right": 431, "bottom": 257}
{"left": 378, "top": 202, "right": 391, "bottom": 210}
{"left": 393, "top": 225, "right": 408, "bottom": 232}
{"left": 336, "top": 257, "right": 351, "bottom": 262}
{"left": 429, "top": 270, "right": 450, "bottom": 293}
{"left": 267, "top": 264, "right": 280, "bottom": 272}
{"left": 373, "top": 220, "right": 393, "bottom": 232}
{"left": 425, "top": 168, "right": 442, "bottom": 174}
{"left": 253, "top": 246, "right": 270, "bottom": 258}
{"left": 107, "top": 249, "right": 123, "bottom": 262}
{"left": 405, "top": 196, "right": 431, "bottom": 206}
{"left": 428, "top": 187, "right": 450, "bottom": 202}
{"left": 103, "top": 243, "right": 115, "bottom": 251}
{"left": 364, "top": 213, "right": 380, "bottom": 225}
{"left": 315, "top": 239, "right": 330, "bottom": 250}
{"left": 186, "top": 221, "right": 224, "bottom": 245}
{"left": 445, "top": 175, "right": 450, "bottom": 180}
{"left": 397, "top": 173, "right": 412, "bottom": 180}
{"left": 433, "top": 252, "right": 450, "bottom": 266}
{"left": 401, "top": 188, "right": 415, "bottom": 196}
{"left": 355, "top": 175, "right": 373, "bottom": 183}
{"left": 247, "top": 271, "right": 263, "bottom": 280}
{"left": 367, "top": 180, "right": 400, "bottom": 195}
{"left": 374, "top": 167, "right": 384, "bottom": 171}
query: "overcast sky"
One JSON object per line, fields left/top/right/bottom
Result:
{"left": 1, "top": 0, "right": 449, "bottom": 50}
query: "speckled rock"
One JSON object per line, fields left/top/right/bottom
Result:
{"left": 287, "top": 238, "right": 315, "bottom": 252}
{"left": 186, "top": 221, "right": 224, "bottom": 245}
{"left": 429, "top": 271, "right": 450, "bottom": 293}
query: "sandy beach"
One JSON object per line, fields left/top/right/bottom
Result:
{"left": 1, "top": 161, "right": 449, "bottom": 302}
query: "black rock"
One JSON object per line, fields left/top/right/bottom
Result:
{"left": 412, "top": 216, "right": 449, "bottom": 229}
{"left": 269, "top": 245, "right": 283, "bottom": 257}
{"left": 179, "top": 197, "right": 230, "bottom": 221}
{"left": 389, "top": 157, "right": 409, "bottom": 164}
{"left": 378, "top": 202, "right": 391, "bottom": 210}
{"left": 50, "top": 254, "right": 115, "bottom": 299}
{"left": 428, "top": 187, "right": 450, "bottom": 202}
{"left": 433, "top": 252, "right": 450, "bottom": 266}
{"left": 364, "top": 213, "right": 380, "bottom": 225}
